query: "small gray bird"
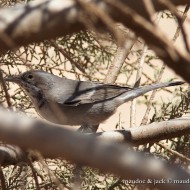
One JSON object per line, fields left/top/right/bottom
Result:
{"left": 6, "top": 70, "right": 183, "bottom": 132}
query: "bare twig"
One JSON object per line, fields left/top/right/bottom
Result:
{"left": 51, "top": 42, "right": 92, "bottom": 80}
{"left": 104, "top": 31, "right": 136, "bottom": 84}
{"left": 0, "top": 70, "right": 12, "bottom": 108}
{"left": 141, "top": 63, "right": 166, "bottom": 125}
{"left": 158, "top": 142, "right": 190, "bottom": 163}
{"left": 0, "top": 167, "right": 6, "bottom": 190}
{"left": 172, "top": 4, "right": 190, "bottom": 52}
{"left": 141, "top": 5, "right": 188, "bottom": 125}
{"left": 26, "top": 157, "right": 40, "bottom": 190}
{"left": 37, "top": 153, "right": 67, "bottom": 190}
{"left": 130, "top": 45, "right": 147, "bottom": 127}
{"left": 105, "top": 0, "right": 190, "bottom": 83}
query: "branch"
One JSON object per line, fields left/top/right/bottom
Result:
{"left": 0, "top": 0, "right": 190, "bottom": 84}
{"left": 106, "top": 0, "right": 190, "bottom": 83}
{"left": 104, "top": 30, "right": 136, "bottom": 84}
{"left": 2, "top": 115, "right": 190, "bottom": 166}
{"left": 0, "top": 144, "right": 26, "bottom": 166}
{"left": 0, "top": 70, "right": 12, "bottom": 108}
{"left": 96, "top": 117, "right": 190, "bottom": 145}
{"left": 0, "top": 0, "right": 186, "bottom": 52}
{"left": 0, "top": 108, "right": 190, "bottom": 190}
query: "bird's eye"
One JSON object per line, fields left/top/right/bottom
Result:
{"left": 27, "top": 74, "right": 33, "bottom": 80}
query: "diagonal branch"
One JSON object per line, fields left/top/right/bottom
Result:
{"left": 0, "top": 0, "right": 190, "bottom": 84}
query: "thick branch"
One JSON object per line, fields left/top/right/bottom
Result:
{"left": 0, "top": 108, "right": 190, "bottom": 190}
{"left": 2, "top": 116, "right": 190, "bottom": 166}
{"left": 0, "top": 0, "right": 190, "bottom": 83}
{"left": 0, "top": 144, "right": 26, "bottom": 166}
{"left": 96, "top": 117, "right": 190, "bottom": 145}
{"left": 0, "top": 0, "right": 186, "bottom": 51}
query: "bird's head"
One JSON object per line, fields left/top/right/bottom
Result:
{"left": 5, "top": 70, "right": 56, "bottom": 99}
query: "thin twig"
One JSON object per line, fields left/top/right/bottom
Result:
{"left": 51, "top": 41, "right": 92, "bottom": 80}
{"left": 26, "top": 157, "right": 40, "bottom": 190}
{"left": 140, "top": 11, "right": 171, "bottom": 125}
{"left": 108, "top": 178, "right": 123, "bottom": 190}
{"left": 141, "top": 5, "right": 189, "bottom": 125}
{"left": 158, "top": 0, "right": 190, "bottom": 53}
{"left": 37, "top": 152, "right": 67, "bottom": 190}
{"left": 172, "top": 4, "right": 190, "bottom": 52}
{"left": 158, "top": 142, "right": 190, "bottom": 163}
{"left": 71, "top": 165, "right": 82, "bottom": 190}
{"left": 0, "top": 167, "right": 6, "bottom": 190}
{"left": 141, "top": 63, "right": 166, "bottom": 125}
{"left": 130, "top": 45, "right": 147, "bottom": 128}
{"left": 0, "top": 69, "right": 12, "bottom": 108}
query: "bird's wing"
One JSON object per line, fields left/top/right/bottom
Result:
{"left": 45, "top": 77, "right": 184, "bottom": 107}
{"left": 48, "top": 80, "right": 131, "bottom": 106}
{"left": 63, "top": 84, "right": 131, "bottom": 106}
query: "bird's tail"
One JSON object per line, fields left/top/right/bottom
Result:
{"left": 118, "top": 81, "right": 184, "bottom": 103}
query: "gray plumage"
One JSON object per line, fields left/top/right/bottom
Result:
{"left": 6, "top": 70, "right": 184, "bottom": 129}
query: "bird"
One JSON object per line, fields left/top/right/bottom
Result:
{"left": 6, "top": 70, "right": 184, "bottom": 132}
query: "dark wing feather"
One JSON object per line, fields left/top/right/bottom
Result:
{"left": 45, "top": 78, "right": 132, "bottom": 106}
{"left": 63, "top": 84, "right": 131, "bottom": 106}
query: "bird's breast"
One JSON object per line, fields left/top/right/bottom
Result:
{"left": 34, "top": 100, "right": 118, "bottom": 126}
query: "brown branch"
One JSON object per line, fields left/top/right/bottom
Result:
{"left": 104, "top": 31, "right": 136, "bottom": 84}
{"left": 96, "top": 117, "right": 190, "bottom": 145}
{"left": 141, "top": 5, "right": 189, "bottom": 125}
{"left": 0, "top": 110, "right": 190, "bottom": 158}
{"left": 76, "top": 0, "right": 125, "bottom": 47}
{"left": 106, "top": 0, "right": 190, "bottom": 82}
{"left": 0, "top": 167, "right": 6, "bottom": 190}
{"left": 0, "top": 0, "right": 190, "bottom": 84}
{"left": 26, "top": 157, "right": 41, "bottom": 190}
{"left": 0, "top": 108, "right": 190, "bottom": 190}
{"left": 0, "top": 144, "right": 26, "bottom": 166}
{"left": 2, "top": 115, "right": 190, "bottom": 166}
{"left": 172, "top": 4, "right": 190, "bottom": 52}
{"left": 157, "top": 1, "right": 190, "bottom": 52}
{"left": 180, "top": 4, "right": 190, "bottom": 52}
{"left": 0, "top": 70, "right": 12, "bottom": 108}
{"left": 37, "top": 154, "right": 67, "bottom": 190}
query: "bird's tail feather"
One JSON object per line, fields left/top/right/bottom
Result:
{"left": 119, "top": 81, "right": 184, "bottom": 103}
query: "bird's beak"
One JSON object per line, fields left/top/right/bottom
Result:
{"left": 5, "top": 75, "right": 21, "bottom": 84}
